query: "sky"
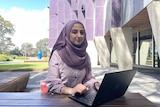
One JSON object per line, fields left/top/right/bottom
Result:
{"left": 0, "top": 0, "right": 49, "bottom": 48}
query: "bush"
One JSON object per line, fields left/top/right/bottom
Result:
{"left": 0, "top": 54, "right": 13, "bottom": 61}
{"left": 10, "top": 55, "right": 17, "bottom": 59}
{"left": 43, "top": 57, "right": 49, "bottom": 61}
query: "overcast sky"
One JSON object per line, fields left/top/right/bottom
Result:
{"left": 0, "top": 0, "right": 49, "bottom": 48}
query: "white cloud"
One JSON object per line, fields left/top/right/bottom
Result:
{"left": 0, "top": 7, "right": 49, "bottom": 48}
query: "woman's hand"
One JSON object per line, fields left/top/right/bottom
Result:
{"left": 73, "top": 83, "right": 89, "bottom": 94}
{"left": 60, "top": 83, "right": 89, "bottom": 95}
{"left": 94, "top": 82, "right": 100, "bottom": 91}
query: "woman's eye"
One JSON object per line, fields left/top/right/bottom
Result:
{"left": 71, "top": 30, "right": 85, "bottom": 35}
{"left": 71, "top": 30, "right": 78, "bottom": 34}
{"left": 80, "top": 30, "right": 85, "bottom": 35}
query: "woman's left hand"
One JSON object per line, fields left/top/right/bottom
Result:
{"left": 94, "top": 82, "right": 100, "bottom": 90}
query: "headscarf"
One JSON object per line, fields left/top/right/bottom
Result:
{"left": 50, "top": 20, "right": 91, "bottom": 71}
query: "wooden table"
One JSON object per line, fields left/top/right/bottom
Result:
{"left": 0, "top": 92, "right": 158, "bottom": 107}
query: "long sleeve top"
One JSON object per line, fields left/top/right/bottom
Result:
{"left": 41, "top": 50, "right": 98, "bottom": 94}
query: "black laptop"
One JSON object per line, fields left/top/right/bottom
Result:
{"left": 69, "top": 69, "right": 136, "bottom": 107}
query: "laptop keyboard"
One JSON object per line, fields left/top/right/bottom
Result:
{"left": 73, "top": 88, "right": 97, "bottom": 104}
{"left": 78, "top": 94, "right": 96, "bottom": 104}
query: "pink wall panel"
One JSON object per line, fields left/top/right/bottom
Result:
{"left": 95, "top": 7, "right": 104, "bottom": 36}
{"left": 95, "top": 0, "right": 105, "bottom": 6}
{"left": 71, "top": 0, "right": 78, "bottom": 10}
{"left": 86, "top": 19, "right": 94, "bottom": 40}
{"left": 85, "top": 0, "right": 94, "bottom": 19}
{"left": 57, "top": 0, "right": 65, "bottom": 23}
{"left": 65, "top": 1, "right": 72, "bottom": 23}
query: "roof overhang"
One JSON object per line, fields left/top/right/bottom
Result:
{"left": 123, "top": 7, "right": 151, "bottom": 33}
{"left": 105, "top": 7, "right": 151, "bottom": 37}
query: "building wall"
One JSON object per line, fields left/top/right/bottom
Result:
{"left": 49, "top": 0, "right": 106, "bottom": 48}
{"left": 104, "top": 0, "right": 152, "bottom": 31}
{"left": 121, "top": 0, "right": 152, "bottom": 25}
{"left": 49, "top": 0, "right": 159, "bottom": 68}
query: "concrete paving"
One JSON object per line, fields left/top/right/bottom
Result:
{"left": 25, "top": 67, "right": 160, "bottom": 106}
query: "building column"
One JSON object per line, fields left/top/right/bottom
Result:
{"left": 110, "top": 27, "right": 133, "bottom": 70}
{"left": 111, "top": 44, "right": 117, "bottom": 64}
{"left": 147, "top": 1, "right": 160, "bottom": 58}
{"left": 87, "top": 41, "right": 98, "bottom": 67}
{"left": 138, "top": 41, "right": 150, "bottom": 65}
{"left": 94, "top": 36, "right": 110, "bottom": 68}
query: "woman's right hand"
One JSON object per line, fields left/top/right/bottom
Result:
{"left": 73, "top": 83, "right": 89, "bottom": 94}
{"left": 60, "top": 83, "right": 89, "bottom": 95}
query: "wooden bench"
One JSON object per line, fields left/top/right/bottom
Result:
{"left": 0, "top": 72, "right": 30, "bottom": 92}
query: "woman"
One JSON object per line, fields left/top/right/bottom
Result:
{"left": 41, "top": 20, "right": 99, "bottom": 95}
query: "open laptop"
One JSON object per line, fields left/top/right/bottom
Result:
{"left": 69, "top": 69, "right": 136, "bottom": 107}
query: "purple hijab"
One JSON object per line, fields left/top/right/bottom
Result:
{"left": 50, "top": 20, "right": 91, "bottom": 71}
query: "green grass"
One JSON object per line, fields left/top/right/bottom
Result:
{"left": 0, "top": 62, "right": 48, "bottom": 71}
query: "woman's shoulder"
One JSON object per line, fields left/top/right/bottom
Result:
{"left": 52, "top": 50, "right": 58, "bottom": 55}
{"left": 50, "top": 50, "right": 61, "bottom": 61}
{"left": 50, "top": 50, "right": 67, "bottom": 66}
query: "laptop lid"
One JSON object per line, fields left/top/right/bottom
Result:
{"left": 92, "top": 69, "right": 136, "bottom": 106}
{"left": 69, "top": 69, "right": 136, "bottom": 107}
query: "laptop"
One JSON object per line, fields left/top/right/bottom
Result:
{"left": 69, "top": 69, "right": 136, "bottom": 107}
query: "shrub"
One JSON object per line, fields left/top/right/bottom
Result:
{"left": 10, "top": 55, "right": 17, "bottom": 59}
{"left": 0, "top": 54, "right": 13, "bottom": 61}
{"left": 43, "top": 57, "right": 49, "bottom": 61}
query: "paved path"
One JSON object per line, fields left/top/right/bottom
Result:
{"left": 25, "top": 67, "right": 160, "bottom": 106}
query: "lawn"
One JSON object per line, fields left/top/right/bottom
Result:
{"left": 0, "top": 62, "right": 48, "bottom": 71}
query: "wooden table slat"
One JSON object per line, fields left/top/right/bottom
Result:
{"left": 0, "top": 92, "right": 144, "bottom": 99}
{"left": 0, "top": 92, "right": 158, "bottom": 107}
{"left": 0, "top": 99, "right": 156, "bottom": 106}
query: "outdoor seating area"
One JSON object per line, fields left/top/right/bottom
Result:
{"left": 0, "top": 67, "right": 160, "bottom": 106}
{"left": 0, "top": 72, "right": 30, "bottom": 92}
{"left": 20, "top": 66, "right": 160, "bottom": 107}
{"left": 1, "top": 0, "right": 160, "bottom": 106}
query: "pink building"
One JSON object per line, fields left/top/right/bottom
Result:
{"left": 49, "top": 0, "right": 105, "bottom": 48}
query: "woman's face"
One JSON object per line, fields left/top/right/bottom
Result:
{"left": 69, "top": 23, "right": 85, "bottom": 46}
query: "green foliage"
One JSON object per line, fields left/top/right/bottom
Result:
{"left": 0, "top": 15, "right": 15, "bottom": 54}
{"left": 21, "top": 42, "right": 33, "bottom": 57}
{"left": 42, "top": 57, "right": 49, "bottom": 61}
{"left": 10, "top": 47, "right": 23, "bottom": 56}
{"left": 36, "top": 38, "right": 49, "bottom": 57}
{"left": 0, "top": 54, "right": 13, "bottom": 61}
{"left": 10, "top": 55, "right": 17, "bottom": 59}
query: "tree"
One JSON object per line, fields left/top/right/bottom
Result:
{"left": 36, "top": 38, "right": 49, "bottom": 57}
{"left": 21, "top": 43, "right": 33, "bottom": 57}
{"left": 10, "top": 47, "right": 22, "bottom": 56}
{"left": 0, "top": 15, "right": 15, "bottom": 54}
